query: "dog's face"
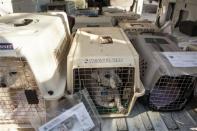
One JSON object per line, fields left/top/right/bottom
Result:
{"left": 91, "top": 69, "right": 122, "bottom": 89}
{"left": 0, "top": 68, "right": 18, "bottom": 88}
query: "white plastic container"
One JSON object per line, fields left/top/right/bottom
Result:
{"left": 0, "top": 12, "right": 70, "bottom": 100}
{"left": 46, "top": 1, "right": 76, "bottom": 15}
{"left": 172, "top": 28, "right": 197, "bottom": 50}
{"left": 109, "top": 0, "right": 143, "bottom": 14}
{"left": 0, "top": 12, "right": 70, "bottom": 128}
{"left": 0, "top": 0, "right": 38, "bottom": 16}
{"left": 75, "top": 7, "right": 99, "bottom": 16}
{"left": 72, "top": 16, "right": 115, "bottom": 32}
{"left": 66, "top": 0, "right": 87, "bottom": 9}
{"left": 67, "top": 27, "right": 145, "bottom": 117}
{"left": 119, "top": 20, "right": 159, "bottom": 35}
{"left": 103, "top": 12, "right": 140, "bottom": 22}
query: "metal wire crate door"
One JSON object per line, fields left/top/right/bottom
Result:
{"left": 73, "top": 67, "right": 135, "bottom": 115}
{"left": 0, "top": 55, "right": 46, "bottom": 127}
{"left": 149, "top": 75, "right": 196, "bottom": 111}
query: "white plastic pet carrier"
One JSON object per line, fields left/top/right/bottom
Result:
{"left": 75, "top": 7, "right": 99, "bottom": 16}
{"left": 119, "top": 20, "right": 159, "bottom": 35}
{"left": 0, "top": 12, "right": 70, "bottom": 128}
{"left": 133, "top": 34, "right": 197, "bottom": 111}
{"left": 0, "top": 12, "right": 70, "bottom": 100}
{"left": 102, "top": 7, "right": 125, "bottom": 13}
{"left": 67, "top": 0, "right": 87, "bottom": 9}
{"left": 172, "top": 28, "right": 197, "bottom": 50}
{"left": 67, "top": 27, "right": 145, "bottom": 117}
{"left": 0, "top": 0, "right": 41, "bottom": 16}
{"left": 106, "top": 0, "right": 143, "bottom": 14}
{"left": 46, "top": 1, "right": 76, "bottom": 15}
{"left": 72, "top": 16, "right": 115, "bottom": 32}
{"left": 103, "top": 12, "right": 140, "bottom": 23}
{"left": 109, "top": 0, "right": 134, "bottom": 11}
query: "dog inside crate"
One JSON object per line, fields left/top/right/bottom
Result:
{"left": 90, "top": 69, "right": 126, "bottom": 113}
{"left": 74, "top": 67, "right": 135, "bottom": 114}
{"left": 0, "top": 57, "right": 44, "bottom": 124}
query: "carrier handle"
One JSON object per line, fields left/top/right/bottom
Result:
{"left": 14, "top": 19, "right": 33, "bottom": 27}
{"left": 99, "top": 36, "right": 113, "bottom": 44}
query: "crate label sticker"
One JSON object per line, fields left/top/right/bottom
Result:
{"left": 163, "top": 52, "right": 197, "bottom": 67}
{"left": 83, "top": 57, "right": 124, "bottom": 64}
{"left": 0, "top": 43, "right": 14, "bottom": 50}
{"left": 39, "top": 103, "right": 95, "bottom": 131}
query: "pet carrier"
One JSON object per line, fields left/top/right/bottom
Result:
{"left": 0, "top": 0, "right": 41, "bottom": 15}
{"left": 102, "top": 7, "right": 125, "bottom": 13}
{"left": 0, "top": 12, "right": 70, "bottom": 100}
{"left": 103, "top": 12, "right": 140, "bottom": 23}
{"left": 186, "top": 44, "right": 197, "bottom": 51}
{"left": 40, "top": 89, "right": 102, "bottom": 131}
{"left": 109, "top": 0, "right": 133, "bottom": 11}
{"left": 75, "top": 7, "right": 99, "bottom": 16}
{"left": 67, "top": 27, "right": 145, "bottom": 117}
{"left": 46, "top": 1, "right": 76, "bottom": 15}
{"left": 172, "top": 28, "right": 197, "bottom": 50}
{"left": 172, "top": 0, "right": 197, "bottom": 28}
{"left": 72, "top": 16, "right": 115, "bottom": 32}
{"left": 109, "top": 0, "right": 143, "bottom": 14}
{"left": 67, "top": 0, "right": 87, "bottom": 9}
{"left": 133, "top": 34, "right": 197, "bottom": 111}
{"left": 118, "top": 20, "right": 159, "bottom": 35}
{"left": 0, "top": 12, "right": 70, "bottom": 128}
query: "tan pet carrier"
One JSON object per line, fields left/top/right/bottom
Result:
{"left": 67, "top": 27, "right": 145, "bottom": 117}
